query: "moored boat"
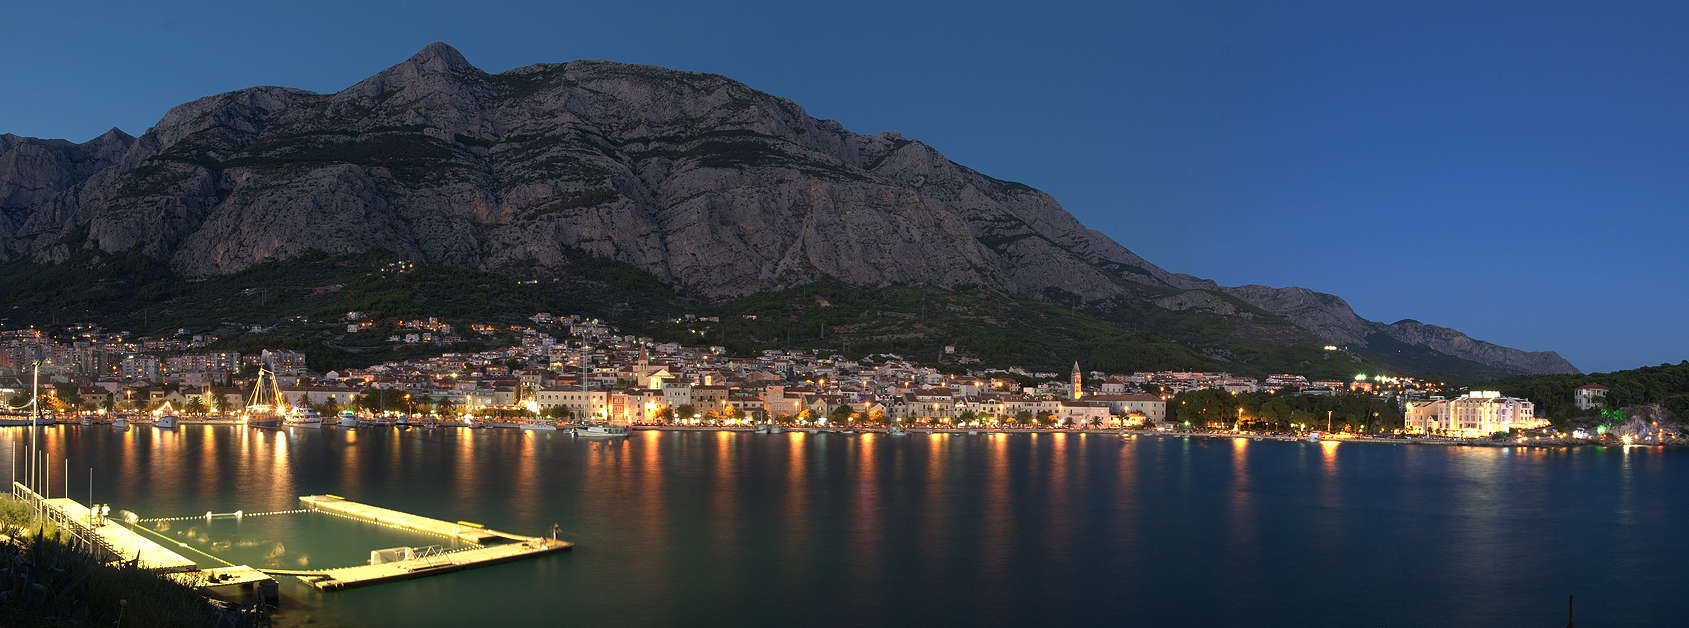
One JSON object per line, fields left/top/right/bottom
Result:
{"left": 520, "top": 422, "right": 558, "bottom": 432}
{"left": 0, "top": 416, "right": 56, "bottom": 427}
{"left": 284, "top": 407, "right": 324, "bottom": 428}
{"left": 577, "top": 424, "right": 630, "bottom": 438}
{"left": 337, "top": 410, "right": 358, "bottom": 428}
{"left": 154, "top": 414, "right": 179, "bottom": 429}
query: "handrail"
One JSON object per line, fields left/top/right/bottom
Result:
{"left": 10, "top": 482, "right": 124, "bottom": 563}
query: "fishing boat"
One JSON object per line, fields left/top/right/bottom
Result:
{"left": 154, "top": 414, "right": 180, "bottom": 429}
{"left": 113, "top": 415, "right": 128, "bottom": 429}
{"left": 577, "top": 424, "right": 630, "bottom": 438}
{"left": 80, "top": 416, "right": 92, "bottom": 426}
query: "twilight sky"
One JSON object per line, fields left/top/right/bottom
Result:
{"left": 3, "top": 1, "right": 1684, "bottom": 373}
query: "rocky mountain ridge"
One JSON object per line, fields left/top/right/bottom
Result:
{"left": 0, "top": 43, "right": 1577, "bottom": 375}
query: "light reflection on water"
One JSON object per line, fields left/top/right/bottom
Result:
{"left": 0, "top": 427, "right": 1685, "bottom": 626}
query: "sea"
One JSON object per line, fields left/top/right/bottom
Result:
{"left": 3, "top": 425, "right": 1683, "bottom": 627}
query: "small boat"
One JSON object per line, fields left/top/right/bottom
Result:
{"left": 113, "top": 415, "right": 128, "bottom": 429}
{"left": 768, "top": 424, "right": 784, "bottom": 434}
{"left": 520, "top": 422, "right": 558, "bottom": 432}
{"left": 577, "top": 424, "right": 630, "bottom": 438}
{"left": 81, "top": 416, "right": 92, "bottom": 426}
{"left": 967, "top": 429, "right": 979, "bottom": 435}
{"left": 155, "top": 414, "right": 180, "bottom": 429}
{"left": 888, "top": 424, "right": 907, "bottom": 436}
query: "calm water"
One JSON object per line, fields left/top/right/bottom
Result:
{"left": 2, "top": 426, "right": 1683, "bottom": 627}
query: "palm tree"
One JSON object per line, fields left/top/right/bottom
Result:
{"left": 212, "top": 391, "right": 232, "bottom": 417}
{"left": 184, "top": 397, "right": 208, "bottom": 417}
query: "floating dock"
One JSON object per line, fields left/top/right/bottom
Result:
{"left": 40, "top": 497, "right": 199, "bottom": 573}
{"left": 299, "top": 495, "right": 506, "bottom": 544}
{"left": 288, "top": 495, "right": 572, "bottom": 591}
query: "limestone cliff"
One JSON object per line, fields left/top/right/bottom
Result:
{"left": 0, "top": 43, "right": 1577, "bottom": 375}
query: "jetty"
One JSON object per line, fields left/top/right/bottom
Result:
{"left": 288, "top": 495, "right": 571, "bottom": 591}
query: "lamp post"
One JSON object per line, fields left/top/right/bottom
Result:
{"left": 1327, "top": 410, "right": 1333, "bottom": 432}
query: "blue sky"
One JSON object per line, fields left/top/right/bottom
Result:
{"left": 3, "top": 1, "right": 1684, "bottom": 373}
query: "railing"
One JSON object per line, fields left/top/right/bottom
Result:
{"left": 404, "top": 545, "right": 454, "bottom": 571}
{"left": 10, "top": 482, "right": 124, "bottom": 564}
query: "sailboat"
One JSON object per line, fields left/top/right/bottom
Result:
{"left": 241, "top": 367, "right": 287, "bottom": 428}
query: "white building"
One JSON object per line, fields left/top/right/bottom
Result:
{"left": 1573, "top": 384, "right": 1609, "bottom": 410}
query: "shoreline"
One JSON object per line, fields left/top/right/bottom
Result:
{"left": 14, "top": 421, "right": 1670, "bottom": 449}
{"left": 632, "top": 425, "right": 1677, "bottom": 449}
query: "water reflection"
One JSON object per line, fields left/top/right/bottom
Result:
{"left": 0, "top": 427, "right": 1684, "bottom": 627}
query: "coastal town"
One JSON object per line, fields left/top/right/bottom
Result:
{"left": 0, "top": 311, "right": 1596, "bottom": 441}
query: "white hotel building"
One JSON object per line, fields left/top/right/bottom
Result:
{"left": 1405, "top": 391, "right": 1542, "bottom": 437}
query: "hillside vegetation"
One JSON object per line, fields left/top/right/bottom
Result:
{"left": 0, "top": 246, "right": 1433, "bottom": 378}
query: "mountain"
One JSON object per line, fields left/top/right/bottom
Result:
{"left": 0, "top": 42, "right": 1577, "bottom": 376}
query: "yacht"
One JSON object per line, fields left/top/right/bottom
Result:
{"left": 154, "top": 414, "right": 180, "bottom": 429}
{"left": 337, "top": 410, "right": 359, "bottom": 428}
{"left": 284, "top": 407, "right": 324, "bottom": 428}
{"left": 520, "top": 422, "right": 559, "bottom": 432}
{"left": 577, "top": 424, "right": 630, "bottom": 438}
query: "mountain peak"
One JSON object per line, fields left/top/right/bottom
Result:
{"left": 407, "top": 42, "right": 472, "bottom": 73}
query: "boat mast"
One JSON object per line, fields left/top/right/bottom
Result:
{"left": 29, "top": 359, "right": 39, "bottom": 500}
